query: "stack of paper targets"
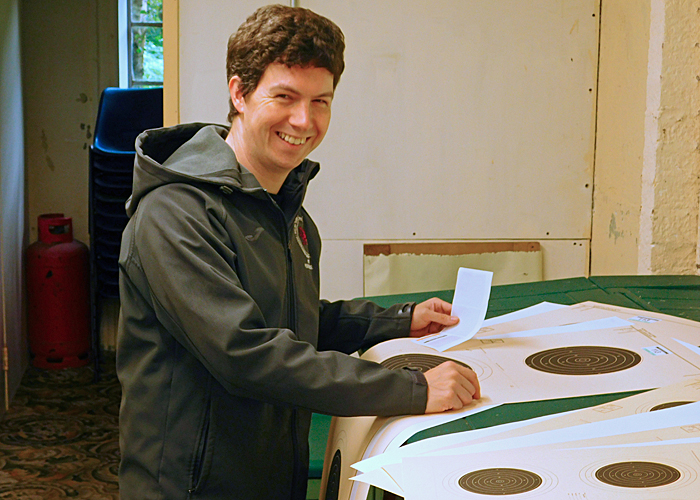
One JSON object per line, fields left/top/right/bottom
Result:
{"left": 89, "top": 87, "right": 162, "bottom": 341}
{"left": 321, "top": 301, "right": 700, "bottom": 500}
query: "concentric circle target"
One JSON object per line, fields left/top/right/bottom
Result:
{"left": 595, "top": 461, "right": 681, "bottom": 488}
{"left": 380, "top": 354, "right": 471, "bottom": 373}
{"left": 458, "top": 468, "right": 543, "bottom": 495}
{"left": 650, "top": 401, "right": 693, "bottom": 412}
{"left": 525, "top": 346, "right": 641, "bottom": 375}
{"left": 324, "top": 449, "right": 342, "bottom": 500}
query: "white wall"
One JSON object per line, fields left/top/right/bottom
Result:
{"left": 174, "top": 0, "right": 599, "bottom": 300}
{"left": 0, "top": 0, "right": 29, "bottom": 406}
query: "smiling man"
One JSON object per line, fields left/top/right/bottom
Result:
{"left": 117, "top": 5, "right": 480, "bottom": 500}
{"left": 226, "top": 63, "right": 334, "bottom": 192}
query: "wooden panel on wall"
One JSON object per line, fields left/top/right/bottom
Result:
{"left": 319, "top": 238, "right": 588, "bottom": 302}
{"left": 302, "top": 0, "right": 598, "bottom": 241}
{"left": 163, "top": 0, "right": 180, "bottom": 126}
{"left": 364, "top": 242, "right": 540, "bottom": 257}
{"left": 363, "top": 242, "right": 542, "bottom": 295}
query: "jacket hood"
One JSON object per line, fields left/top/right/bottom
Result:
{"left": 126, "top": 123, "right": 319, "bottom": 217}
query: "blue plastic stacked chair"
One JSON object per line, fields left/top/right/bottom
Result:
{"left": 89, "top": 87, "right": 163, "bottom": 371}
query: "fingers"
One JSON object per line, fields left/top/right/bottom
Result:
{"left": 423, "top": 361, "right": 481, "bottom": 414}
{"left": 450, "top": 361, "right": 481, "bottom": 400}
{"left": 423, "top": 307, "right": 459, "bottom": 327}
{"left": 421, "top": 297, "right": 453, "bottom": 316}
{"left": 411, "top": 298, "right": 459, "bottom": 337}
{"left": 413, "top": 312, "right": 458, "bottom": 336}
{"left": 448, "top": 380, "right": 474, "bottom": 409}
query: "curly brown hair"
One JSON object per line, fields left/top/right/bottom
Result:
{"left": 226, "top": 4, "right": 345, "bottom": 122}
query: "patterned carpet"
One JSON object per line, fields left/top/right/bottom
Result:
{"left": 0, "top": 356, "right": 120, "bottom": 499}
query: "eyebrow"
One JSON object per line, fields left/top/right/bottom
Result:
{"left": 272, "top": 84, "right": 334, "bottom": 99}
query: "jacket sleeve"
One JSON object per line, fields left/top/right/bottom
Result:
{"left": 122, "top": 185, "right": 427, "bottom": 417}
{"left": 317, "top": 299, "right": 416, "bottom": 354}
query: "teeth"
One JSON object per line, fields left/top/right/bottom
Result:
{"left": 278, "top": 132, "right": 307, "bottom": 145}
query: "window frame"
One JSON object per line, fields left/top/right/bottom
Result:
{"left": 118, "top": 0, "right": 164, "bottom": 88}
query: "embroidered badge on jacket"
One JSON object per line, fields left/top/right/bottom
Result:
{"left": 294, "top": 215, "right": 313, "bottom": 270}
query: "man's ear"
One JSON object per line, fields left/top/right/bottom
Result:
{"left": 229, "top": 76, "right": 246, "bottom": 114}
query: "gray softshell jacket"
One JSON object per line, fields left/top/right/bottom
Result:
{"left": 116, "top": 123, "right": 428, "bottom": 500}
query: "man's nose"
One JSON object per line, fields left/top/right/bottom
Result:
{"left": 289, "top": 101, "right": 312, "bottom": 129}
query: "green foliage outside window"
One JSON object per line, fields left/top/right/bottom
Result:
{"left": 130, "top": 0, "right": 163, "bottom": 86}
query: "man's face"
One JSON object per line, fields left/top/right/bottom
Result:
{"left": 230, "top": 63, "right": 334, "bottom": 180}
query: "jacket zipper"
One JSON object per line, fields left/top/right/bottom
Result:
{"left": 286, "top": 229, "right": 301, "bottom": 499}
{"left": 188, "top": 401, "right": 211, "bottom": 496}
{"left": 269, "top": 193, "right": 302, "bottom": 499}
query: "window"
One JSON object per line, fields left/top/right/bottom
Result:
{"left": 119, "top": 0, "right": 163, "bottom": 87}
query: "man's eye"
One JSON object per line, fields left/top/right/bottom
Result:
{"left": 276, "top": 94, "right": 290, "bottom": 100}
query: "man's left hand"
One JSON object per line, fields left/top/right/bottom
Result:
{"left": 409, "top": 298, "right": 459, "bottom": 337}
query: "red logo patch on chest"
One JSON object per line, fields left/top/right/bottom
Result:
{"left": 293, "top": 216, "right": 313, "bottom": 270}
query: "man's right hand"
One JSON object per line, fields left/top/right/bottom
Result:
{"left": 424, "top": 361, "right": 481, "bottom": 413}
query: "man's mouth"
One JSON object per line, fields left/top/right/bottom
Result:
{"left": 277, "top": 132, "right": 308, "bottom": 146}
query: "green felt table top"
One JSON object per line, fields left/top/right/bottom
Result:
{"left": 365, "top": 275, "right": 700, "bottom": 322}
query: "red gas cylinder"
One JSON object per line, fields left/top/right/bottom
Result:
{"left": 27, "top": 214, "right": 90, "bottom": 369}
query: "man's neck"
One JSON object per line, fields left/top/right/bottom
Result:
{"left": 225, "top": 125, "right": 286, "bottom": 194}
